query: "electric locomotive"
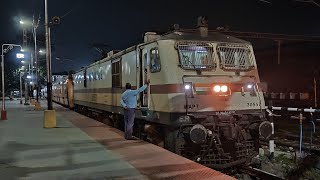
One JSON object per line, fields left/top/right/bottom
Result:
{"left": 53, "top": 21, "right": 272, "bottom": 169}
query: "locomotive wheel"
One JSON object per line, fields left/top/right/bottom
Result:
{"left": 102, "top": 117, "right": 114, "bottom": 127}
{"left": 164, "top": 129, "right": 184, "bottom": 155}
{"left": 133, "top": 121, "right": 146, "bottom": 140}
{"left": 81, "top": 106, "right": 88, "bottom": 116}
{"left": 113, "top": 115, "right": 124, "bottom": 131}
{"left": 95, "top": 113, "right": 105, "bottom": 122}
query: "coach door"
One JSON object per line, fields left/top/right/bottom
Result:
{"left": 139, "top": 47, "right": 150, "bottom": 109}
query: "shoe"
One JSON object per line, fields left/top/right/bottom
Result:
{"left": 125, "top": 137, "right": 138, "bottom": 140}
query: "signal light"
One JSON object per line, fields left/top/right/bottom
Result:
{"left": 52, "top": 16, "right": 60, "bottom": 25}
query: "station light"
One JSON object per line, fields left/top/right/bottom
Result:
{"left": 52, "top": 16, "right": 60, "bottom": 24}
{"left": 16, "top": 53, "right": 25, "bottom": 59}
{"left": 27, "top": 75, "right": 31, "bottom": 79}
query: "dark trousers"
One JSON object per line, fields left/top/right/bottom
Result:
{"left": 124, "top": 108, "right": 135, "bottom": 139}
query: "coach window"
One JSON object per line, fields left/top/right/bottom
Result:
{"left": 112, "top": 59, "right": 122, "bottom": 88}
{"left": 150, "top": 48, "right": 161, "bottom": 73}
{"left": 92, "top": 72, "right": 95, "bottom": 81}
{"left": 94, "top": 72, "right": 98, "bottom": 80}
{"left": 84, "top": 70, "right": 87, "bottom": 87}
{"left": 90, "top": 73, "right": 94, "bottom": 81}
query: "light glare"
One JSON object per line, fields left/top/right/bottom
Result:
{"left": 213, "top": 85, "right": 221, "bottom": 92}
{"left": 16, "top": 53, "right": 25, "bottom": 59}
{"left": 247, "top": 84, "right": 253, "bottom": 89}
{"left": 221, "top": 85, "right": 228, "bottom": 92}
{"left": 185, "top": 84, "right": 191, "bottom": 90}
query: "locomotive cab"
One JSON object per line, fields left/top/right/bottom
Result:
{"left": 143, "top": 29, "right": 272, "bottom": 169}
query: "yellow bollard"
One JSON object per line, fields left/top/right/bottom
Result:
{"left": 44, "top": 110, "right": 56, "bottom": 128}
{"left": 34, "top": 102, "right": 41, "bottom": 111}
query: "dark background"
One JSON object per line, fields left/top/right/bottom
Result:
{"left": 1, "top": 0, "right": 320, "bottom": 92}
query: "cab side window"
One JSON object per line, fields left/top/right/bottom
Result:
{"left": 150, "top": 48, "right": 161, "bottom": 73}
{"left": 112, "top": 59, "right": 122, "bottom": 88}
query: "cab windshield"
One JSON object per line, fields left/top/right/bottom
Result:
{"left": 217, "top": 43, "right": 255, "bottom": 71}
{"left": 177, "top": 41, "right": 216, "bottom": 70}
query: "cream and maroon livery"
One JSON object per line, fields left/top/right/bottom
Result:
{"left": 55, "top": 28, "right": 271, "bottom": 169}
{"left": 52, "top": 75, "right": 74, "bottom": 108}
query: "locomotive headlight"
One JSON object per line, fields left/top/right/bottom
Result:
{"left": 221, "top": 85, "right": 228, "bottom": 92}
{"left": 213, "top": 85, "right": 221, "bottom": 92}
{"left": 245, "top": 83, "right": 257, "bottom": 96}
{"left": 184, "top": 82, "right": 194, "bottom": 97}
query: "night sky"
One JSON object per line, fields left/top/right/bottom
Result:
{"left": 1, "top": 0, "right": 320, "bottom": 73}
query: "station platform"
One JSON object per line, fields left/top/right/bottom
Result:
{"left": 0, "top": 99, "right": 235, "bottom": 180}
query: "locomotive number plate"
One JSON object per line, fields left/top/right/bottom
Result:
{"left": 247, "top": 102, "right": 259, "bottom": 107}
{"left": 184, "top": 104, "right": 199, "bottom": 109}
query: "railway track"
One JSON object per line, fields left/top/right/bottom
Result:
{"left": 256, "top": 134, "right": 320, "bottom": 179}
{"left": 238, "top": 166, "right": 285, "bottom": 180}
{"left": 78, "top": 107, "right": 288, "bottom": 180}
{"left": 68, "top": 102, "right": 320, "bottom": 179}
{"left": 270, "top": 125, "right": 320, "bottom": 154}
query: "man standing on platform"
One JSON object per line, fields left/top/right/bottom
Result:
{"left": 121, "top": 79, "right": 150, "bottom": 140}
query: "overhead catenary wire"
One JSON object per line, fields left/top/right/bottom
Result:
{"left": 294, "top": 0, "right": 320, "bottom": 7}
{"left": 258, "top": 0, "right": 272, "bottom": 4}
